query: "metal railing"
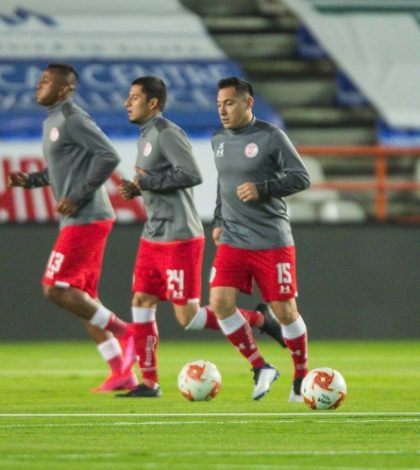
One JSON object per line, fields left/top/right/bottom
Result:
{"left": 296, "top": 145, "right": 420, "bottom": 222}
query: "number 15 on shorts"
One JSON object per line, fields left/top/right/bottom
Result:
{"left": 277, "top": 262, "right": 292, "bottom": 294}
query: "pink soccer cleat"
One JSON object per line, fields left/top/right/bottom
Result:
{"left": 91, "top": 370, "right": 139, "bottom": 393}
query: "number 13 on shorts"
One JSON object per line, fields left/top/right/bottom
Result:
{"left": 45, "top": 250, "right": 65, "bottom": 279}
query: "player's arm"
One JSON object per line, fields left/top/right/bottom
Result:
{"left": 135, "top": 127, "right": 202, "bottom": 193}
{"left": 118, "top": 178, "right": 141, "bottom": 200}
{"left": 212, "top": 178, "right": 223, "bottom": 245}
{"left": 65, "top": 114, "right": 121, "bottom": 208}
{"left": 255, "top": 129, "right": 311, "bottom": 200}
{"left": 8, "top": 169, "right": 50, "bottom": 188}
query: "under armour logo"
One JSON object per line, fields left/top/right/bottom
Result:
{"left": 216, "top": 142, "right": 225, "bottom": 158}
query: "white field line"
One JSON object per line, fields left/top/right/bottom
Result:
{"left": 159, "top": 450, "right": 419, "bottom": 456}
{"left": 0, "top": 450, "right": 418, "bottom": 457}
{"left": 0, "top": 418, "right": 419, "bottom": 428}
{"left": 0, "top": 369, "right": 107, "bottom": 376}
{"left": 0, "top": 420, "right": 253, "bottom": 428}
{"left": 0, "top": 369, "right": 418, "bottom": 377}
{"left": 0, "top": 412, "right": 419, "bottom": 417}
{"left": 2, "top": 449, "right": 420, "bottom": 460}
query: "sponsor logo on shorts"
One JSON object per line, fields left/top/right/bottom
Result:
{"left": 50, "top": 127, "right": 59, "bottom": 142}
{"left": 280, "top": 285, "right": 291, "bottom": 294}
{"left": 245, "top": 143, "right": 258, "bottom": 158}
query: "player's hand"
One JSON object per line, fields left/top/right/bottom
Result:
{"left": 212, "top": 227, "right": 223, "bottom": 246}
{"left": 56, "top": 197, "right": 79, "bottom": 216}
{"left": 135, "top": 167, "right": 148, "bottom": 176}
{"left": 8, "top": 171, "right": 29, "bottom": 188}
{"left": 118, "top": 179, "right": 138, "bottom": 199}
{"left": 237, "top": 182, "right": 259, "bottom": 202}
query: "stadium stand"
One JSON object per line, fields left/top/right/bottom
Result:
{"left": 287, "top": 156, "right": 367, "bottom": 223}
{"left": 181, "top": 0, "right": 377, "bottom": 147}
{"left": 181, "top": 0, "right": 420, "bottom": 222}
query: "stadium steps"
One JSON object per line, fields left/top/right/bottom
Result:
{"left": 181, "top": 0, "right": 377, "bottom": 147}
{"left": 212, "top": 33, "right": 296, "bottom": 59}
{"left": 181, "top": 0, "right": 261, "bottom": 16}
{"left": 181, "top": 0, "right": 416, "bottom": 220}
{"left": 243, "top": 58, "right": 335, "bottom": 77}
{"left": 202, "top": 15, "right": 297, "bottom": 33}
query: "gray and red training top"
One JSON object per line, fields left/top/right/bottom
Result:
{"left": 133, "top": 114, "right": 203, "bottom": 242}
{"left": 27, "top": 99, "right": 120, "bottom": 227}
{"left": 212, "top": 117, "right": 310, "bottom": 250}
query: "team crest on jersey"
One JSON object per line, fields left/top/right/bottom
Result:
{"left": 216, "top": 142, "right": 225, "bottom": 157}
{"left": 50, "top": 127, "right": 59, "bottom": 142}
{"left": 245, "top": 143, "right": 258, "bottom": 158}
{"left": 143, "top": 142, "right": 152, "bottom": 156}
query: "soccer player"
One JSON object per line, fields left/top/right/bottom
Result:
{"left": 116, "top": 76, "right": 285, "bottom": 398}
{"left": 7, "top": 63, "right": 137, "bottom": 393}
{"left": 210, "top": 77, "right": 311, "bottom": 401}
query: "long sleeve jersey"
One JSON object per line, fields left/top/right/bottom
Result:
{"left": 27, "top": 99, "right": 120, "bottom": 227}
{"left": 134, "top": 115, "right": 203, "bottom": 241}
{"left": 212, "top": 117, "right": 310, "bottom": 249}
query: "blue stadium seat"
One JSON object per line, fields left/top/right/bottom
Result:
{"left": 335, "top": 71, "right": 367, "bottom": 107}
{"left": 377, "top": 120, "right": 420, "bottom": 147}
{"left": 297, "top": 25, "right": 328, "bottom": 59}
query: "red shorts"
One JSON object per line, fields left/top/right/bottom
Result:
{"left": 133, "top": 236, "right": 204, "bottom": 305}
{"left": 42, "top": 220, "right": 113, "bottom": 298}
{"left": 210, "top": 243, "right": 297, "bottom": 301}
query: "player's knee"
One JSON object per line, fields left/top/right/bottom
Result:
{"left": 272, "top": 299, "right": 299, "bottom": 324}
{"left": 132, "top": 292, "right": 156, "bottom": 308}
{"left": 173, "top": 305, "right": 197, "bottom": 329}
{"left": 176, "top": 313, "right": 190, "bottom": 329}
{"left": 209, "top": 291, "right": 234, "bottom": 317}
{"left": 42, "top": 284, "right": 64, "bottom": 303}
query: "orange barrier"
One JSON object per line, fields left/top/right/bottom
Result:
{"left": 296, "top": 145, "right": 420, "bottom": 222}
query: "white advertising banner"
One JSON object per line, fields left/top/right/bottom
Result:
{"left": 0, "top": 0, "right": 278, "bottom": 225}
{"left": 283, "top": 0, "right": 420, "bottom": 128}
{"left": 113, "top": 138, "right": 217, "bottom": 223}
{"left": 0, "top": 0, "right": 223, "bottom": 59}
{"left": 0, "top": 0, "right": 188, "bottom": 15}
{"left": 0, "top": 0, "right": 281, "bottom": 140}
{"left": 0, "top": 137, "right": 217, "bottom": 223}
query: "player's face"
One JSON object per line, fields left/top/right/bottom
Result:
{"left": 217, "top": 86, "right": 253, "bottom": 129}
{"left": 125, "top": 85, "right": 158, "bottom": 124}
{"left": 35, "top": 70, "right": 67, "bottom": 106}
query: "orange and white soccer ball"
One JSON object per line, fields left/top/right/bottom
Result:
{"left": 301, "top": 367, "right": 347, "bottom": 410}
{"left": 177, "top": 360, "right": 222, "bottom": 401}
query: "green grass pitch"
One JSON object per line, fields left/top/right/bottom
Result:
{"left": 0, "top": 340, "right": 419, "bottom": 469}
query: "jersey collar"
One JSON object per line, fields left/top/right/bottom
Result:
{"left": 46, "top": 98, "right": 72, "bottom": 116}
{"left": 140, "top": 113, "right": 163, "bottom": 136}
{"left": 228, "top": 116, "right": 256, "bottom": 134}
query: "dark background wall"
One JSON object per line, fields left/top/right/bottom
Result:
{"left": 0, "top": 224, "right": 419, "bottom": 341}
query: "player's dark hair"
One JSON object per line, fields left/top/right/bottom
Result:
{"left": 131, "top": 76, "right": 167, "bottom": 110}
{"left": 218, "top": 77, "right": 254, "bottom": 97}
{"left": 47, "top": 63, "right": 79, "bottom": 92}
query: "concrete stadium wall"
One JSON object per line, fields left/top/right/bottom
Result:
{"left": 0, "top": 224, "right": 418, "bottom": 341}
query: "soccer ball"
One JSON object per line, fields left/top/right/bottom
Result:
{"left": 177, "top": 360, "right": 222, "bottom": 401}
{"left": 301, "top": 367, "right": 347, "bottom": 410}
